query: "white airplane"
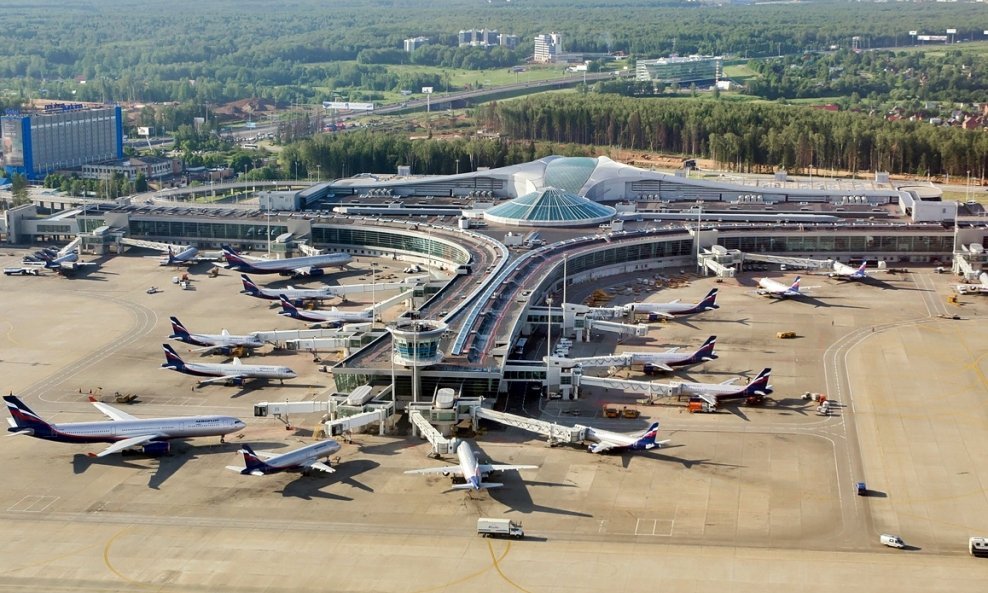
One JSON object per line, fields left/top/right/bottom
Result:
{"left": 639, "top": 335, "right": 718, "bottom": 373}
{"left": 626, "top": 288, "right": 720, "bottom": 319}
{"left": 4, "top": 394, "right": 245, "bottom": 457}
{"left": 955, "top": 272, "right": 988, "bottom": 295}
{"left": 168, "top": 316, "right": 265, "bottom": 354}
{"left": 829, "top": 261, "right": 869, "bottom": 280}
{"left": 582, "top": 421, "right": 669, "bottom": 454}
{"left": 160, "top": 344, "right": 296, "bottom": 387}
{"left": 757, "top": 276, "right": 810, "bottom": 298}
{"left": 159, "top": 245, "right": 201, "bottom": 266}
{"left": 674, "top": 368, "right": 773, "bottom": 407}
{"left": 222, "top": 244, "right": 351, "bottom": 277}
{"left": 240, "top": 274, "right": 336, "bottom": 304}
{"left": 278, "top": 295, "right": 373, "bottom": 326}
{"left": 405, "top": 439, "right": 538, "bottom": 490}
{"left": 226, "top": 440, "right": 340, "bottom": 476}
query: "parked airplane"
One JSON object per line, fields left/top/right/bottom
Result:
{"left": 757, "top": 276, "right": 808, "bottom": 298}
{"left": 160, "top": 344, "right": 296, "bottom": 386}
{"left": 160, "top": 245, "right": 200, "bottom": 266}
{"left": 240, "top": 274, "right": 336, "bottom": 304}
{"left": 955, "top": 272, "right": 988, "bottom": 295}
{"left": 168, "top": 316, "right": 265, "bottom": 354}
{"left": 278, "top": 295, "right": 373, "bottom": 326}
{"left": 640, "top": 336, "right": 718, "bottom": 373}
{"left": 405, "top": 439, "right": 538, "bottom": 490}
{"left": 583, "top": 421, "right": 668, "bottom": 454}
{"left": 626, "top": 288, "right": 720, "bottom": 319}
{"left": 4, "top": 394, "right": 244, "bottom": 457}
{"left": 829, "top": 261, "right": 869, "bottom": 280}
{"left": 681, "top": 368, "right": 774, "bottom": 407}
{"left": 226, "top": 440, "right": 341, "bottom": 476}
{"left": 221, "top": 244, "right": 351, "bottom": 277}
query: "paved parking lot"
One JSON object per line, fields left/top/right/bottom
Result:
{"left": 1, "top": 250, "right": 987, "bottom": 592}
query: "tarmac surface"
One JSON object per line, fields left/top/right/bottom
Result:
{"left": 1, "top": 248, "right": 988, "bottom": 592}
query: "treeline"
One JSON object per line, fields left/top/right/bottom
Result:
{"left": 2, "top": 0, "right": 987, "bottom": 105}
{"left": 276, "top": 130, "right": 594, "bottom": 181}
{"left": 745, "top": 48, "right": 988, "bottom": 103}
{"left": 358, "top": 45, "right": 525, "bottom": 70}
{"left": 475, "top": 95, "right": 988, "bottom": 178}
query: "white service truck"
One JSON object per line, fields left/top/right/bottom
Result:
{"left": 476, "top": 518, "right": 524, "bottom": 539}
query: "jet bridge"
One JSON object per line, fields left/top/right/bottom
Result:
{"left": 585, "top": 318, "right": 648, "bottom": 338}
{"left": 741, "top": 253, "right": 832, "bottom": 269}
{"left": 574, "top": 372, "right": 676, "bottom": 400}
{"left": 474, "top": 407, "right": 585, "bottom": 446}
{"left": 408, "top": 409, "right": 455, "bottom": 456}
{"left": 118, "top": 237, "right": 191, "bottom": 253}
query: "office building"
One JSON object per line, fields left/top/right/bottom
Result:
{"left": 534, "top": 33, "right": 563, "bottom": 63}
{"left": 1, "top": 104, "right": 123, "bottom": 181}
{"left": 635, "top": 55, "right": 722, "bottom": 85}
{"left": 404, "top": 37, "right": 430, "bottom": 53}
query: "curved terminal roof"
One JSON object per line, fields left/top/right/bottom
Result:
{"left": 483, "top": 187, "right": 615, "bottom": 227}
{"left": 543, "top": 157, "right": 598, "bottom": 194}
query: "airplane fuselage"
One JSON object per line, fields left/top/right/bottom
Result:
{"left": 176, "top": 332, "right": 265, "bottom": 350}
{"left": 13, "top": 416, "right": 244, "bottom": 445}
{"left": 226, "top": 252, "right": 352, "bottom": 275}
{"left": 168, "top": 360, "right": 296, "bottom": 380}
{"left": 455, "top": 440, "right": 485, "bottom": 490}
{"left": 257, "top": 440, "right": 342, "bottom": 474}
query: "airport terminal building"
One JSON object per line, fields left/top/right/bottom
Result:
{"left": 4, "top": 155, "right": 982, "bottom": 401}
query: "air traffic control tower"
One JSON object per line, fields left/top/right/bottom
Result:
{"left": 390, "top": 320, "right": 448, "bottom": 403}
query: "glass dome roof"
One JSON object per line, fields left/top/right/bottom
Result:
{"left": 483, "top": 187, "right": 615, "bottom": 227}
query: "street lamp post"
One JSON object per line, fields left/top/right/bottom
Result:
{"left": 546, "top": 296, "right": 554, "bottom": 360}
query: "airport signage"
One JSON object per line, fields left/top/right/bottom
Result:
{"left": 322, "top": 101, "right": 375, "bottom": 112}
{"left": 422, "top": 87, "right": 434, "bottom": 94}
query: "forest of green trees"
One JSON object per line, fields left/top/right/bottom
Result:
{"left": 1, "top": 0, "right": 987, "bottom": 105}
{"left": 476, "top": 95, "right": 988, "bottom": 178}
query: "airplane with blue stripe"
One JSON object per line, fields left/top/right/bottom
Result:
{"left": 4, "top": 394, "right": 244, "bottom": 457}
{"left": 226, "top": 441, "right": 341, "bottom": 476}
{"left": 221, "top": 244, "right": 351, "bottom": 277}
{"left": 627, "top": 288, "right": 720, "bottom": 319}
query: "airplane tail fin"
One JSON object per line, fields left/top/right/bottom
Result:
{"left": 690, "top": 335, "right": 718, "bottom": 362}
{"left": 238, "top": 444, "right": 273, "bottom": 475}
{"left": 744, "top": 368, "right": 773, "bottom": 396}
{"left": 633, "top": 421, "right": 661, "bottom": 449}
{"left": 3, "top": 395, "right": 53, "bottom": 436}
{"left": 240, "top": 274, "right": 261, "bottom": 295}
{"left": 278, "top": 295, "right": 299, "bottom": 317}
{"left": 857, "top": 261, "right": 868, "bottom": 273}
{"left": 161, "top": 344, "right": 186, "bottom": 370}
{"left": 221, "top": 245, "right": 248, "bottom": 268}
{"left": 698, "top": 288, "right": 720, "bottom": 311}
{"left": 168, "top": 316, "right": 192, "bottom": 341}
{"left": 789, "top": 276, "right": 801, "bottom": 292}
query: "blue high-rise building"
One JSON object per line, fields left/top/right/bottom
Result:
{"left": 1, "top": 104, "right": 123, "bottom": 181}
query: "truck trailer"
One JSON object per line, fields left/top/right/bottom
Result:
{"left": 476, "top": 518, "right": 524, "bottom": 539}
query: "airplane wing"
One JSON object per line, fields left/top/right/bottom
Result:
{"left": 303, "top": 460, "right": 336, "bottom": 474}
{"left": 191, "top": 346, "right": 226, "bottom": 354}
{"left": 719, "top": 378, "right": 741, "bottom": 385}
{"left": 404, "top": 466, "right": 457, "bottom": 475}
{"left": 92, "top": 435, "right": 158, "bottom": 458}
{"left": 650, "top": 311, "right": 674, "bottom": 319}
{"left": 480, "top": 464, "right": 539, "bottom": 473}
{"left": 293, "top": 266, "right": 313, "bottom": 276}
{"left": 90, "top": 401, "right": 138, "bottom": 422}
{"left": 588, "top": 441, "right": 618, "bottom": 454}
{"left": 452, "top": 482, "right": 502, "bottom": 490}
{"left": 197, "top": 374, "right": 247, "bottom": 385}
{"left": 648, "top": 363, "right": 674, "bottom": 372}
